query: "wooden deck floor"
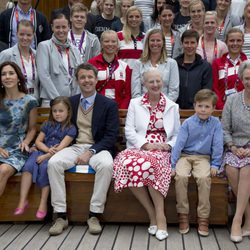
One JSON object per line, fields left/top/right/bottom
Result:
{"left": 0, "top": 223, "right": 249, "bottom": 250}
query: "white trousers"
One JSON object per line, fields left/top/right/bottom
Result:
{"left": 47, "top": 144, "right": 113, "bottom": 213}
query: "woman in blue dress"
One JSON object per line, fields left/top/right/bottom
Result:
{"left": 0, "top": 61, "right": 38, "bottom": 197}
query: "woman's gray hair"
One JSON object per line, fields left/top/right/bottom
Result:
{"left": 142, "top": 68, "right": 163, "bottom": 83}
{"left": 238, "top": 60, "right": 250, "bottom": 80}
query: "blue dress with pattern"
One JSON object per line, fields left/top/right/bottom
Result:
{"left": 22, "top": 121, "right": 77, "bottom": 187}
{"left": 0, "top": 95, "right": 38, "bottom": 171}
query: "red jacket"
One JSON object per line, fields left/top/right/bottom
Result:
{"left": 212, "top": 52, "right": 246, "bottom": 109}
{"left": 88, "top": 54, "right": 132, "bottom": 109}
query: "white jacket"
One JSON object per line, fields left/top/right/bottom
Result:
{"left": 125, "top": 94, "right": 181, "bottom": 149}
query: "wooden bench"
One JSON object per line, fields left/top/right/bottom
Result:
{"left": 0, "top": 108, "right": 228, "bottom": 225}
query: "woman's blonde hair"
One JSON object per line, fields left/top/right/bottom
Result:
{"left": 140, "top": 29, "right": 167, "bottom": 64}
{"left": 100, "top": 30, "right": 118, "bottom": 53}
{"left": 122, "top": 6, "right": 142, "bottom": 43}
{"left": 188, "top": 0, "right": 205, "bottom": 13}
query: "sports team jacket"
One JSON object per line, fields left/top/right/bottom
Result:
{"left": 88, "top": 54, "right": 132, "bottom": 109}
{"left": 212, "top": 52, "right": 247, "bottom": 109}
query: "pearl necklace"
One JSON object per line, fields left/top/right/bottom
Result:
{"left": 241, "top": 91, "right": 250, "bottom": 111}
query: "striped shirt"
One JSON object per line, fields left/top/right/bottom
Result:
{"left": 242, "top": 33, "right": 250, "bottom": 59}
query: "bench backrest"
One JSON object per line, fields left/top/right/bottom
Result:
{"left": 36, "top": 108, "right": 222, "bottom": 152}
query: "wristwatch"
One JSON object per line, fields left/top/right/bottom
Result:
{"left": 88, "top": 149, "right": 96, "bottom": 155}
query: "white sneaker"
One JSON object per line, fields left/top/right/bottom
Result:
{"left": 156, "top": 229, "right": 168, "bottom": 241}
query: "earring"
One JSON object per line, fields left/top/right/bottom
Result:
{"left": 18, "top": 82, "right": 21, "bottom": 86}
{"left": 1, "top": 85, "right": 3, "bottom": 88}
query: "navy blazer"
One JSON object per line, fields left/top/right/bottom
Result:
{"left": 70, "top": 93, "right": 119, "bottom": 156}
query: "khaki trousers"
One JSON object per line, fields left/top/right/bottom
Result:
{"left": 175, "top": 154, "right": 211, "bottom": 218}
{"left": 47, "top": 144, "right": 113, "bottom": 214}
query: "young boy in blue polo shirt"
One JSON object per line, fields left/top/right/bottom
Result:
{"left": 171, "top": 89, "right": 223, "bottom": 237}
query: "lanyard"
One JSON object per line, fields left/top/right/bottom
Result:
{"left": 201, "top": 36, "right": 218, "bottom": 61}
{"left": 217, "top": 19, "right": 225, "bottom": 35}
{"left": 70, "top": 30, "right": 85, "bottom": 54}
{"left": 53, "top": 42, "right": 73, "bottom": 77}
{"left": 96, "top": 60, "right": 118, "bottom": 92}
{"left": 19, "top": 48, "right": 36, "bottom": 83}
{"left": 224, "top": 56, "right": 240, "bottom": 91}
{"left": 107, "top": 61, "right": 118, "bottom": 81}
{"left": 15, "top": 7, "right": 34, "bottom": 24}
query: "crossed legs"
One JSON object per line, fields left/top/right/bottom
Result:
{"left": 226, "top": 165, "right": 250, "bottom": 237}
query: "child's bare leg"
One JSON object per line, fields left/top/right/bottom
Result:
{"left": 38, "top": 185, "right": 50, "bottom": 212}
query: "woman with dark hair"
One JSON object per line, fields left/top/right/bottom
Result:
{"left": 159, "top": 4, "right": 180, "bottom": 58}
{"left": 0, "top": 61, "right": 38, "bottom": 197}
{"left": 36, "top": 13, "right": 81, "bottom": 107}
{"left": 144, "top": 0, "right": 167, "bottom": 31}
{"left": 0, "top": 20, "right": 39, "bottom": 100}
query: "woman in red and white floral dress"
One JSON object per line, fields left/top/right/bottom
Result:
{"left": 113, "top": 68, "right": 180, "bottom": 241}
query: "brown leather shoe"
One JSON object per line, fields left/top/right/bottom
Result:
{"left": 178, "top": 213, "right": 189, "bottom": 234}
{"left": 197, "top": 217, "right": 209, "bottom": 236}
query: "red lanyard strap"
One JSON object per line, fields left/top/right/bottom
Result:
{"left": 201, "top": 36, "right": 217, "bottom": 61}
{"left": 224, "top": 57, "right": 241, "bottom": 90}
{"left": 19, "top": 48, "right": 36, "bottom": 83}
{"left": 53, "top": 41, "right": 73, "bottom": 77}
{"left": 217, "top": 19, "right": 225, "bottom": 35}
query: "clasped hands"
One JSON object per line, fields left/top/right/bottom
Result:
{"left": 231, "top": 146, "right": 250, "bottom": 158}
{"left": 141, "top": 143, "right": 171, "bottom": 151}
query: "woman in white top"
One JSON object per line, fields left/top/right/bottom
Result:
{"left": 197, "top": 11, "right": 228, "bottom": 64}
{"left": 68, "top": 3, "right": 101, "bottom": 62}
{"left": 0, "top": 20, "right": 39, "bottom": 100}
{"left": 36, "top": 13, "right": 81, "bottom": 106}
{"left": 132, "top": 29, "right": 179, "bottom": 101}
